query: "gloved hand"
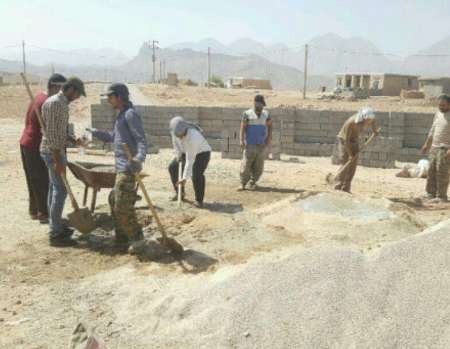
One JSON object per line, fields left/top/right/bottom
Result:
{"left": 127, "top": 158, "right": 143, "bottom": 173}
{"left": 85, "top": 127, "right": 97, "bottom": 133}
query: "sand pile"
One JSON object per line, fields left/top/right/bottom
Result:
{"left": 258, "top": 192, "right": 425, "bottom": 250}
{"left": 70, "top": 218, "right": 449, "bottom": 348}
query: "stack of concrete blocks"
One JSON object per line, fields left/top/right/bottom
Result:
{"left": 221, "top": 129, "right": 281, "bottom": 160}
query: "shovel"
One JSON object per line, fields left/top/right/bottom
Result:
{"left": 122, "top": 144, "right": 184, "bottom": 254}
{"left": 21, "top": 73, "right": 96, "bottom": 234}
{"left": 326, "top": 130, "right": 380, "bottom": 184}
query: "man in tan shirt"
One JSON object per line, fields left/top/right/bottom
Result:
{"left": 421, "top": 94, "right": 450, "bottom": 203}
{"left": 333, "top": 107, "right": 379, "bottom": 193}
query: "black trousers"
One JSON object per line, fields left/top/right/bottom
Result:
{"left": 168, "top": 152, "right": 210, "bottom": 203}
{"left": 20, "top": 145, "right": 49, "bottom": 217}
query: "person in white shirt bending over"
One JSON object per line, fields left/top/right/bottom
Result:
{"left": 168, "top": 116, "right": 212, "bottom": 208}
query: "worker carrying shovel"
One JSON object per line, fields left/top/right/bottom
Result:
{"left": 86, "top": 83, "right": 147, "bottom": 246}
{"left": 331, "top": 107, "right": 379, "bottom": 193}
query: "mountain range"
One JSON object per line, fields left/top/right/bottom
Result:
{"left": 1, "top": 34, "right": 449, "bottom": 90}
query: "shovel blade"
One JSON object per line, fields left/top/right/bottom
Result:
{"left": 68, "top": 208, "right": 96, "bottom": 234}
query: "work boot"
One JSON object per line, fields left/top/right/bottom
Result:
{"left": 114, "top": 232, "right": 129, "bottom": 245}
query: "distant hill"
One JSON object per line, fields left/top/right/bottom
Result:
{"left": 1, "top": 48, "right": 129, "bottom": 67}
{"left": 122, "top": 45, "right": 334, "bottom": 90}
{"left": 403, "top": 35, "right": 450, "bottom": 76}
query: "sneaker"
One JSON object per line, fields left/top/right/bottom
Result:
{"left": 237, "top": 184, "right": 246, "bottom": 191}
{"left": 49, "top": 235, "right": 77, "bottom": 247}
{"left": 193, "top": 201, "right": 203, "bottom": 208}
{"left": 170, "top": 193, "right": 185, "bottom": 202}
{"left": 39, "top": 215, "right": 49, "bottom": 224}
{"left": 248, "top": 182, "right": 257, "bottom": 191}
{"left": 423, "top": 193, "right": 435, "bottom": 200}
{"left": 128, "top": 231, "right": 146, "bottom": 254}
{"left": 430, "top": 197, "right": 448, "bottom": 204}
{"left": 62, "top": 226, "right": 75, "bottom": 237}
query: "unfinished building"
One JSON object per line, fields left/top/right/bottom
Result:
{"left": 419, "top": 77, "right": 450, "bottom": 98}
{"left": 336, "top": 73, "right": 419, "bottom": 96}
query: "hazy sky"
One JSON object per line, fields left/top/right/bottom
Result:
{"left": 1, "top": 0, "right": 449, "bottom": 58}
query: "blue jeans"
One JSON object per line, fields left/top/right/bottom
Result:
{"left": 41, "top": 152, "right": 67, "bottom": 237}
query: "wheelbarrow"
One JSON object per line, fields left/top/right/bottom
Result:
{"left": 68, "top": 162, "right": 116, "bottom": 213}
{"left": 68, "top": 162, "right": 147, "bottom": 213}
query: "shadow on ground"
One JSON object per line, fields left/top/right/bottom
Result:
{"left": 388, "top": 197, "right": 450, "bottom": 211}
{"left": 253, "top": 186, "right": 305, "bottom": 194}
{"left": 74, "top": 212, "right": 217, "bottom": 273}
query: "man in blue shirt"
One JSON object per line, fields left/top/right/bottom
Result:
{"left": 239, "top": 95, "right": 272, "bottom": 191}
{"left": 87, "top": 83, "right": 147, "bottom": 245}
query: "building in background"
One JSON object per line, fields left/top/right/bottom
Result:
{"left": 335, "top": 73, "right": 419, "bottom": 96}
{"left": 227, "top": 77, "right": 272, "bottom": 90}
{"left": 418, "top": 77, "right": 450, "bottom": 99}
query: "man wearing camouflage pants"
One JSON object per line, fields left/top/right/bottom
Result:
{"left": 238, "top": 95, "right": 272, "bottom": 191}
{"left": 421, "top": 94, "right": 450, "bottom": 203}
{"left": 87, "top": 83, "right": 147, "bottom": 245}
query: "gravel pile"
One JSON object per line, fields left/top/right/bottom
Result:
{"left": 102, "top": 219, "right": 450, "bottom": 348}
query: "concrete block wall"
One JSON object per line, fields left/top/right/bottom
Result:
{"left": 91, "top": 103, "right": 435, "bottom": 168}
{"left": 359, "top": 137, "right": 402, "bottom": 168}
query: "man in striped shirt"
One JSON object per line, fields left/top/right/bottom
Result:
{"left": 40, "top": 77, "right": 86, "bottom": 246}
{"left": 421, "top": 94, "right": 450, "bottom": 203}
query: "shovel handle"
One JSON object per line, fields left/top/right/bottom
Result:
{"left": 20, "top": 73, "right": 47, "bottom": 136}
{"left": 122, "top": 143, "right": 169, "bottom": 240}
{"left": 334, "top": 130, "right": 381, "bottom": 179}
{"left": 178, "top": 161, "right": 183, "bottom": 206}
{"left": 61, "top": 173, "right": 80, "bottom": 211}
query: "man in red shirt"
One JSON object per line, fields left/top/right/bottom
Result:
{"left": 19, "top": 73, "right": 66, "bottom": 223}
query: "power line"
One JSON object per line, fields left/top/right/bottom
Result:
{"left": 0, "top": 44, "right": 21, "bottom": 50}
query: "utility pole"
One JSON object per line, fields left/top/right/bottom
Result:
{"left": 303, "top": 44, "right": 308, "bottom": 99}
{"left": 22, "top": 40, "right": 26, "bottom": 75}
{"left": 150, "top": 40, "right": 159, "bottom": 83}
{"left": 207, "top": 47, "right": 212, "bottom": 88}
{"left": 159, "top": 60, "right": 163, "bottom": 83}
{"left": 162, "top": 60, "right": 166, "bottom": 80}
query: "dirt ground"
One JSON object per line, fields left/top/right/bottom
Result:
{"left": 0, "top": 84, "right": 449, "bottom": 348}
{"left": 138, "top": 83, "right": 437, "bottom": 113}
